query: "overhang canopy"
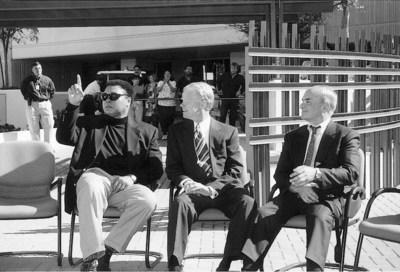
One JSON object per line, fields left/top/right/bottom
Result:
{"left": 0, "top": 0, "right": 333, "bottom": 27}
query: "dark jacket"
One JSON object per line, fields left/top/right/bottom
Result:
{"left": 20, "top": 74, "right": 55, "bottom": 102}
{"left": 274, "top": 121, "right": 361, "bottom": 199}
{"left": 216, "top": 72, "right": 245, "bottom": 98}
{"left": 56, "top": 104, "right": 163, "bottom": 214}
{"left": 166, "top": 118, "right": 243, "bottom": 191}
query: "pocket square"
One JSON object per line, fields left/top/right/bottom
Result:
{"left": 315, "top": 162, "right": 322, "bottom": 167}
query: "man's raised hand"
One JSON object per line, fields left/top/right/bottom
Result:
{"left": 68, "top": 74, "right": 84, "bottom": 106}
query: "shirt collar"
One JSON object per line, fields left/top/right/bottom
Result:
{"left": 104, "top": 115, "right": 128, "bottom": 126}
{"left": 309, "top": 118, "right": 330, "bottom": 135}
{"left": 194, "top": 115, "right": 211, "bottom": 132}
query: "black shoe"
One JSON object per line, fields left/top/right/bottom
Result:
{"left": 168, "top": 255, "right": 183, "bottom": 271}
{"left": 81, "top": 259, "right": 98, "bottom": 272}
{"left": 97, "top": 255, "right": 111, "bottom": 272}
{"left": 241, "top": 255, "right": 259, "bottom": 272}
{"left": 216, "top": 257, "right": 232, "bottom": 271}
{"left": 306, "top": 258, "right": 323, "bottom": 272}
{"left": 97, "top": 245, "right": 115, "bottom": 271}
{"left": 81, "top": 251, "right": 105, "bottom": 272}
{"left": 168, "top": 265, "right": 183, "bottom": 271}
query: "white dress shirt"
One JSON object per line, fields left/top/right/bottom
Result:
{"left": 194, "top": 114, "right": 211, "bottom": 147}
{"left": 304, "top": 118, "right": 330, "bottom": 167}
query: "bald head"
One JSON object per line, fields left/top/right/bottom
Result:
{"left": 309, "top": 85, "right": 337, "bottom": 114}
{"left": 300, "top": 85, "right": 337, "bottom": 124}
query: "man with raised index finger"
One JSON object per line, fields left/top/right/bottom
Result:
{"left": 56, "top": 76, "right": 163, "bottom": 271}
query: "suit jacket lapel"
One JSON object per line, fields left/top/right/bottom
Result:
{"left": 315, "top": 121, "right": 336, "bottom": 164}
{"left": 183, "top": 120, "right": 197, "bottom": 163}
{"left": 126, "top": 125, "right": 140, "bottom": 154}
{"left": 209, "top": 119, "right": 220, "bottom": 171}
{"left": 94, "top": 118, "right": 107, "bottom": 155}
{"left": 294, "top": 126, "right": 309, "bottom": 165}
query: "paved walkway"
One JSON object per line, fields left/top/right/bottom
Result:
{"left": 1, "top": 139, "right": 400, "bottom": 271}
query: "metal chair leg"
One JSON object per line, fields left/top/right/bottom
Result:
{"left": 353, "top": 234, "right": 365, "bottom": 270}
{"left": 274, "top": 223, "right": 367, "bottom": 272}
{"left": 339, "top": 222, "right": 349, "bottom": 272}
{"left": 57, "top": 204, "right": 63, "bottom": 266}
{"left": 57, "top": 179, "right": 63, "bottom": 266}
{"left": 68, "top": 210, "right": 163, "bottom": 269}
{"left": 120, "top": 216, "right": 163, "bottom": 269}
{"left": 68, "top": 211, "right": 83, "bottom": 266}
{"left": 145, "top": 216, "right": 163, "bottom": 268}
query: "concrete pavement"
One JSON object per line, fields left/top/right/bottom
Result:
{"left": 0, "top": 136, "right": 399, "bottom": 271}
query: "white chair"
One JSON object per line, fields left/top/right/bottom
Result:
{"left": 0, "top": 141, "right": 63, "bottom": 266}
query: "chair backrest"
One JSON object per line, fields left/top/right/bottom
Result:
{"left": 356, "top": 148, "right": 365, "bottom": 187}
{"left": 238, "top": 145, "right": 250, "bottom": 186}
{"left": 347, "top": 148, "right": 365, "bottom": 218}
{"left": 0, "top": 141, "right": 55, "bottom": 199}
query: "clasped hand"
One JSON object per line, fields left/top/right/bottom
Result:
{"left": 112, "top": 175, "right": 136, "bottom": 193}
{"left": 289, "top": 165, "right": 319, "bottom": 203}
{"left": 180, "top": 179, "right": 210, "bottom": 196}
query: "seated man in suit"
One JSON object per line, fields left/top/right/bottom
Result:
{"left": 241, "top": 85, "right": 361, "bottom": 271}
{"left": 57, "top": 76, "right": 163, "bottom": 271}
{"left": 166, "top": 82, "right": 257, "bottom": 271}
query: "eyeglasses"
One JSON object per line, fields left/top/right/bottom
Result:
{"left": 101, "top": 92, "right": 129, "bottom": 101}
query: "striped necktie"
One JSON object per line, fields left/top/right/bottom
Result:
{"left": 303, "top": 125, "right": 321, "bottom": 166}
{"left": 194, "top": 124, "right": 212, "bottom": 176}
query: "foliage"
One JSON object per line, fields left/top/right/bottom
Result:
{"left": 333, "top": 0, "right": 361, "bottom": 10}
{"left": 0, "top": 27, "right": 39, "bottom": 87}
{"left": 229, "top": 12, "right": 324, "bottom": 46}
{"left": 0, "top": 123, "right": 20, "bottom": 132}
{"left": 229, "top": 23, "right": 249, "bottom": 36}
{"left": 297, "top": 13, "right": 324, "bottom": 45}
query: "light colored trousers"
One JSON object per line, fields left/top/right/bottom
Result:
{"left": 25, "top": 100, "right": 54, "bottom": 143}
{"left": 76, "top": 168, "right": 157, "bottom": 259}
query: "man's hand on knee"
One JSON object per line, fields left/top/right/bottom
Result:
{"left": 112, "top": 175, "right": 136, "bottom": 192}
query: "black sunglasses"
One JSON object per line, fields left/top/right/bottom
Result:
{"left": 101, "top": 92, "right": 129, "bottom": 101}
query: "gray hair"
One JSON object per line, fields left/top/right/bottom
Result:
{"left": 184, "top": 82, "right": 215, "bottom": 111}
{"left": 309, "top": 85, "right": 337, "bottom": 114}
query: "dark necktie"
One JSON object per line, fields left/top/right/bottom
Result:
{"left": 303, "top": 126, "right": 320, "bottom": 166}
{"left": 194, "top": 124, "right": 212, "bottom": 176}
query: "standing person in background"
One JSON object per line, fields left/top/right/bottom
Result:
{"left": 176, "top": 65, "right": 200, "bottom": 97}
{"left": 80, "top": 73, "right": 107, "bottom": 116}
{"left": 133, "top": 64, "right": 147, "bottom": 85}
{"left": 176, "top": 65, "right": 201, "bottom": 121}
{"left": 83, "top": 73, "right": 107, "bottom": 96}
{"left": 217, "top": 62, "right": 245, "bottom": 127}
{"left": 20, "top": 61, "right": 55, "bottom": 143}
{"left": 131, "top": 75, "right": 145, "bottom": 122}
{"left": 143, "top": 73, "right": 159, "bottom": 128}
{"left": 157, "top": 70, "right": 177, "bottom": 140}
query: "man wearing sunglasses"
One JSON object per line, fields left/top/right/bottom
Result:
{"left": 57, "top": 76, "right": 163, "bottom": 271}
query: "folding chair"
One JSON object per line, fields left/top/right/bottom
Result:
{"left": 353, "top": 185, "right": 400, "bottom": 270}
{"left": 68, "top": 183, "right": 163, "bottom": 268}
{"left": 265, "top": 149, "right": 365, "bottom": 272}
{"left": 0, "top": 141, "right": 63, "bottom": 266}
{"left": 169, "top": 145, "right": 254, "bottom": 260}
